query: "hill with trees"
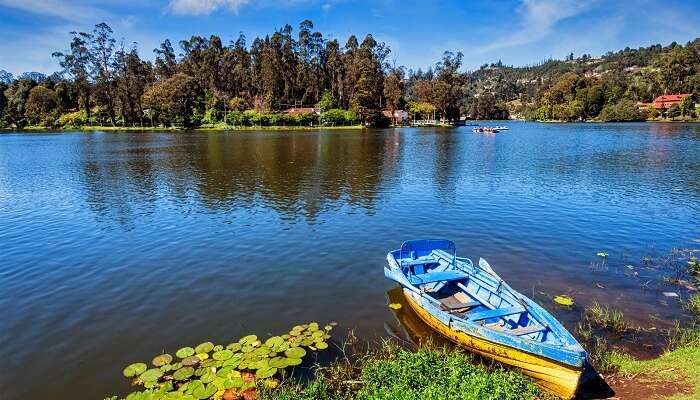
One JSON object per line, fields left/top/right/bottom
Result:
{"left": 0, "top": 21, "right": 699, "bottom": 129}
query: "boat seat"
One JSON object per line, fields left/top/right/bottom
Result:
{"left": 468, "top": 306, "right": 525, "bottom": 321}
{"left": 408, "top": 270, "right": 468, "bottom": 285}
{"left": 440, "top": 292, "right": 481, "bottom": 311}
{"left": 511, "top": 324, "right": 548, "bottom": 336}
{"left": 403, "top": 257, "right": 440, "bottom": 266}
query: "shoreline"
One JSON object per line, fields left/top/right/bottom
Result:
{"left": 4, "top": 119, "right": 700, "bottom": 133}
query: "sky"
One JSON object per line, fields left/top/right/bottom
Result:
{"left": 1, "top": 0, "right": 700, "bottom": 76}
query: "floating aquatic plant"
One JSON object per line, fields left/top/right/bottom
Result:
{"left": 553, "top": 294, "right": 575, "bottom": 307}
{"left": 112, "top": 322, "right": 336, "bottom": 400}
{"left": 152, "top": 354, "right": 173, "bottom": 367}
{"left": 123, "top": 362, "right": 147, "bottom": 377}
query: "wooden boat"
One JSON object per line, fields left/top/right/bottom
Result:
{"left": 384, "top": 239, "right": 587, "bottom": 399}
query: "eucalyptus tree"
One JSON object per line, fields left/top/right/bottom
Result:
{"left": 52, "top": 31, "right": 92, "bottom": 118}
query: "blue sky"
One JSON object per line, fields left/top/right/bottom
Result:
{"left": 1, "top": 0, "right": 699, "bottom": 75}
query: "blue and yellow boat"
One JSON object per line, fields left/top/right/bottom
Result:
{"left": 384, "top": 239, "right": 587, "bottom": 399}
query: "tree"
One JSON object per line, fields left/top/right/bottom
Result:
{"left": 3, "top": 79, "right": 36, "bottom": 127}
{"left": 25, "top": 86, "right": 59, "bottom": 126}
{"left": 90, "top": 23, "right": 118, "bottom": 125}
{"left": 154, "top": 39, "right": 177, "bottom": 80}
{"left": 680, "top": 94, "right": 695, "bottom": 117}
{"left": 667, "top": 103, "right": 681, "bottom": 119}
{"left": 599, "top": 99, "right": 645, "bottom": 122}
{"left": 53, "top": 31, "right": 92, "bottom": 118}
{"left": 141, "top": 73, "right": 203, "bottom": 127}
{"left": 316, "top": 89, "right": 335, "bottom": 111}
{"left": 383, "top": 67, "right": 404, "bottom": 120}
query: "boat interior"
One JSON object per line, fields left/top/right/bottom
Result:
{"left": 391, "top": 240, "right": 556, "bottom": 344}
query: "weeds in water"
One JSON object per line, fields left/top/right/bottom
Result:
{"left": 667, "top": 321, "right": 700, "bottom": 350}
{"left": 686, "top": 294, "right": 700, "bottom": 318}
{"left": 583, "top": 302, "right": 629, "bottom": 336}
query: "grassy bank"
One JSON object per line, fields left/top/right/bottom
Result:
{"left": 258, "top": 342, "right": 542, "bottom": 400}
{"left": 11, "top": 124, "right": 366, "bottom": 132}
{"left": 596, "top": 327, "right": 700, "bottom": 399}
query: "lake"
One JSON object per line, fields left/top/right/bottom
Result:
{"left": 2, "top": 122, "right": 700, "bottom": 399}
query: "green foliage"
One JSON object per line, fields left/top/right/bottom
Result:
{"left": 317, "top": 90, "right": 336, "bottom": 111}
{"left": 258, "top": 343, "right": 540, "bottom": 400}
{"left": 58, "top": 110, "right": 89, "bottom": 127}
{"left": 108, "top": 322, "right": 336, "bottom": 400}
{"left": 141, "top": 73, "right": 203, "bottom": 128}
{"left": 598, "top": 99, "right": 646, "bottom": 122}
{"left": 319, "top": 108, "right": 357, "bottom": 126}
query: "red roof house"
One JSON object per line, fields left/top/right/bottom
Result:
{"left": 651, "top": 94, "right": 691, "bottom": 110}
{"left": 285, "top": 107, "right": 321, "bottom": 116}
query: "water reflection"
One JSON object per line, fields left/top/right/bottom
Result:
{"left": 78, "top": 131, "right": 403, "bottom": 224}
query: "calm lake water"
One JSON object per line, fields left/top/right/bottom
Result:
{"left": 2, "top": 122, "right": 700, "bottom": 399}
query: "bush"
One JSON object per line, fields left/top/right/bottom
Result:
{"left": 364, "top": 110, "right": 390, "bottom": 128}
{"left": 598, "top": 99, "right": 645, "bottom": 122}
{"left": 320, "top": 109, "right": 357, "bottom": 126}
{"left": 295, "top": 112, "right": 319, "bottom": 126}
{"left": 58, "top": 110, "right": 89, "bottom": 127}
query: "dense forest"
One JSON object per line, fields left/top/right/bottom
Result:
{"left": 1, "top": 21, "right": 699, "bottom": 129}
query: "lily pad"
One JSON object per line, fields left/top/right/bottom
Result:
{"left": 315, "top": 341, "right": 329, "bottom": 350}
{"left": 256, "top": 366, "right": 277, "bottom": 379}
{"left": 173, "top": 367, "right": 195, "bottom": 381}
{"left": 123, "top": 362, "right": 147, "bottom": 377}
{"left": 265, "top": 336, "right": 284, "bottom": 348}
{"left": 192, "top": 382, "right": 217, "bottom": 400}
{"left": 225, "top": 343, "right": 242, "bottom": 352}
{"left": 182, "top": 356, "right": 200, "bottom": 367}
{"left": 239, "top": 335, "right": 257, "bottom": 345}
{"left": 195, "top": 352, "right": 209, "bottom": 361}
{"left": 195, "top": 342, "right": 214, "bottom": 354}
{"left": 152, "top": 354, "right": 173, "bottom": 367}
{"left": 213, "top": 350, "right": 233, "bottom": 361}
{"left": 140, "top": 368, "right": 164, "bottom": 382}
{"left": 553, "top": 294, "right": 575, "bottom": 306}
{"left": 269, "top": 356, "right": 287, "bottom": 368}
{"left": 285, "top": 357, "right": 302, "bottom": 366}
{"left": 176, "top": 347, "right": 195, "bottom": 359}
{"left": 224, "top": 376, "right": 244, "bottom": 389}
{"left": 212, "top": 345, "right": 223, "bottom": 352}
{"left": 285, "top": 347, "right": 306, "bottom": 358}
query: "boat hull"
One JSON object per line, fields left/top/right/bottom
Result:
{"left": 403, "top": 289, "right": 583, "bottom": 399}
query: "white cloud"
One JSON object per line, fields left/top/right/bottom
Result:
{"left": 168, "top": 0, "right": 250, "bottom": 15}
{"left": 474, "top": 0, "right": 595, "bottom": 53}
{"left": 0, "top": 0, "right": 107, "bottom": 22}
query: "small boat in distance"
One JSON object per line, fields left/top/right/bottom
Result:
{"left": 473, "top": 126, "right": 501, "bottom": 133}
{"left": 384, "top": 239, "right": 587, "bottom": 399}
{"left": 494, "top": 126, "right": 509, "bottom": 130}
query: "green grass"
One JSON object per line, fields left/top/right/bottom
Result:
{"left": 594, "top": 327, "right": 700, "bottom": 400}
{"left": 686, "top": 294, "right": 700, "bottom": 317}
{"left": 258, "top": 342, "right": 542, "bottom": 400}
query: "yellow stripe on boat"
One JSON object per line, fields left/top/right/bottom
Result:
{"left": 403, "top": 289, "right": 582, "bottom": 399}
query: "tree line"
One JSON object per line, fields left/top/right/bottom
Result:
{"left": 0, "top": 21, "right": 468, "bottom": 129}
{"left": 1, "top": 22, "right": 699, "bottom": 129}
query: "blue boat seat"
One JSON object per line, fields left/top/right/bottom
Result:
{"left": 511, "top": 324, "right": 547, "bottom": 336}
{"left": 468, "top": 306, "right": 525, "bottom": 321}
{"left": 408, "top": 270, "right": 468, "bottom": 285}
{"left": 403, "top": 257, "right": 440, "bottom": 266}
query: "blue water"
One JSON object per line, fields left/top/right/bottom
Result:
{"left": 1, "top": 122, "right": 699, "bottom": 399}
